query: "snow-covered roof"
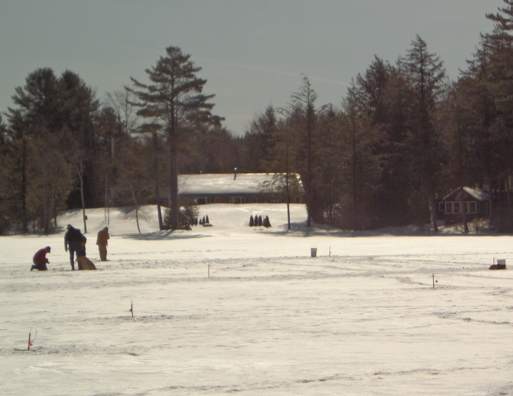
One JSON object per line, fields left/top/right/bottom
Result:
{"left": 442, "top": 186, "right": 489, "bottom": 202}
{"left": 462, "top": 187, "right": 489, "bottom": 201}
{"left": 177, "top": 173, "right": 300, "bottom": 195}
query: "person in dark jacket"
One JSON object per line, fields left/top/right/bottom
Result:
{"left": 64, "top": 224, "right": 86, "bottom": 270}
{"left": 96, "top": 226, "right": 110, "bottom": 261}
{"left": 31, "top": 246, "right": 51, "bottom": 271}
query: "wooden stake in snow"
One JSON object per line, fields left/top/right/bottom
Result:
{"left": 27, "top": 330, "right": 33, "bottom": 351}
{"left": 129, "top": 300, "right": 134, "bottom": 320}
{"left": 432, "top": 274, "right": 437, "bottom": 289}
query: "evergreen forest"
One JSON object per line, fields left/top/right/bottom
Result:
{"left": 2, "top": 1, "right": 513, "bottom": 233}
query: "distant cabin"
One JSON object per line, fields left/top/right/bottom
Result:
{"left": 437, "top": 186, "right": 490, "bottom": 221}
{"left": 172, "top": 173, "right": 303, "bottom": 205}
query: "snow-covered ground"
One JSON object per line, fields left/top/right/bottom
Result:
{"left": 2, "top": 204, "right": 513, "bottom": 395}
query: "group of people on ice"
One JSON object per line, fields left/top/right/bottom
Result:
{"left": 31, "top": 225, "right": 110, "bottom": 271}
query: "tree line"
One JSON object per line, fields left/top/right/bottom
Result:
{"left": 0, "top": 56, "right": 240, "bottom": 234}
{"left": 1, "top": 0, "right": 513, "bottom": 233}
{"left": 238, "top": 1, "right": 513, "bottom": 231}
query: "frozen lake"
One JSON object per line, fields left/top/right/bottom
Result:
{"left": 1, "top": 204, "right": 513, "bottom": 395}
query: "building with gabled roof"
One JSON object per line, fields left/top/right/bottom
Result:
{"left": 437, "top": 186, "right": 490, "bottom": 221}
{"left": 173, "top": 172, "right": 303, "bottom": 204}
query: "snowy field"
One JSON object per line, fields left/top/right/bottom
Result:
{"left": 2, "top": 204, "right": 513, "bottom": 395}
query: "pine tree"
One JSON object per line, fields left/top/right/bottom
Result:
{"left": 314, "top": 106, "right": 344, "bottom": 225}
{"left": 340, "top": 83, "right": 381, "bottom": 229}
{"left": 446, "top": 70, "right": 494, "bottom": 188}
{"left": 353, "top": 58, "right": 414, "bottom": 226}
{"left": 401, "top": 35, "right": 447, "bottom": 231}
{"left": 287, "top": 76, "right": 318, "bottom": 227}
{"left": 26, "top": 129, "right": 74, "bottom": 233}
{"left": 128, "top": 46, "right": 221, "bottom": 230}
{"left": 6, "top": 69, "right": 59, "bottom": 232}
{"left": 0, "top": 115, "right": 13, "bottom": 232}
{"left": 58, "top": 70, "right": 100, "bottom": 231}
{"left": 244, "top": 106, "right": 277, "bottom": 171}
{"left": 483, "top": 2, "right": 513, "bottom": 188}
{"left": 356, "top": 56, "right": 390, "bottom": 124}
{"left": 266, "top": 114, "right": 303, "bottom": 231}
{"left": 5, "top": 68, "right": 96, "bottom": 233}
{"left": 249, "top": 215, "right": 254, "bottom": 227}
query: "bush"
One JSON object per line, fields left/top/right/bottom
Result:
{"left": 164, "top": 204, "right": 199, "bottom": 230}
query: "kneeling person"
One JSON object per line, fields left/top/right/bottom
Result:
{"left": 31, "top": 246, "right": 51, "bottom": 271}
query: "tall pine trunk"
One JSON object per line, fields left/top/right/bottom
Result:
{"left": 153, "top": 132, "right": 163, "bottom": 230}
{"left": 52, "top": 188, "right": 58, "bottom": 230}
{"left": 43, "top": 164, "right": 50, "bottom": 234}
{"left": 130, "top": 184, "right": 141, "bottom": 234}
{"left": 351, "top": 113, "right": 358, "bottom": 230}
{"left": 286, "top": 163, "right": 291, "bottom": 231}
{"left": 21, "top": 136, "right": 28, "bottom": 233}
{"left": 78, "top": 161, "right": 88, "bottom": 234}
{"left": 306, "top": 106, "right": 313, "bottom": 228}
{"left": 428, "top": 195, "right": 438, "bottom": 233}
{"left": 169, "top": 136, "right": 178, "bottom": 230}
{"left": 168, "top": 105, "right": 179, "bottom": 230}
{"left": 104, "top": 174, "right": 110, "bottom": 226}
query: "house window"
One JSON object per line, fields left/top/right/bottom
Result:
{"left": 460, "top": 201, "right": 478, "bottom": 214}
{"left": 438, "top": 202, "right": 444, "bottom": 212}
{"left": 454, "top": 202, "right": 460, "bottom": 214}
{"left": 445, "top": 202, "right": 453, "bottom": 214}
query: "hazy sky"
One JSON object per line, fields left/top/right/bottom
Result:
{"left": 0, "top": 0, "right": 504, "bottom": 135}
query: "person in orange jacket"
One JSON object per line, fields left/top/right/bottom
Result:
{"left": 96, "top": 226, "right": 110, "bottom": 261}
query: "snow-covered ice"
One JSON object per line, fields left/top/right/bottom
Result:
{"left": 1, "top": 204, "right": 513, "bottom": 395}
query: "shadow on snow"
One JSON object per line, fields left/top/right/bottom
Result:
{"left": 120, "top": 231, "right": 211, "bottom": 241}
